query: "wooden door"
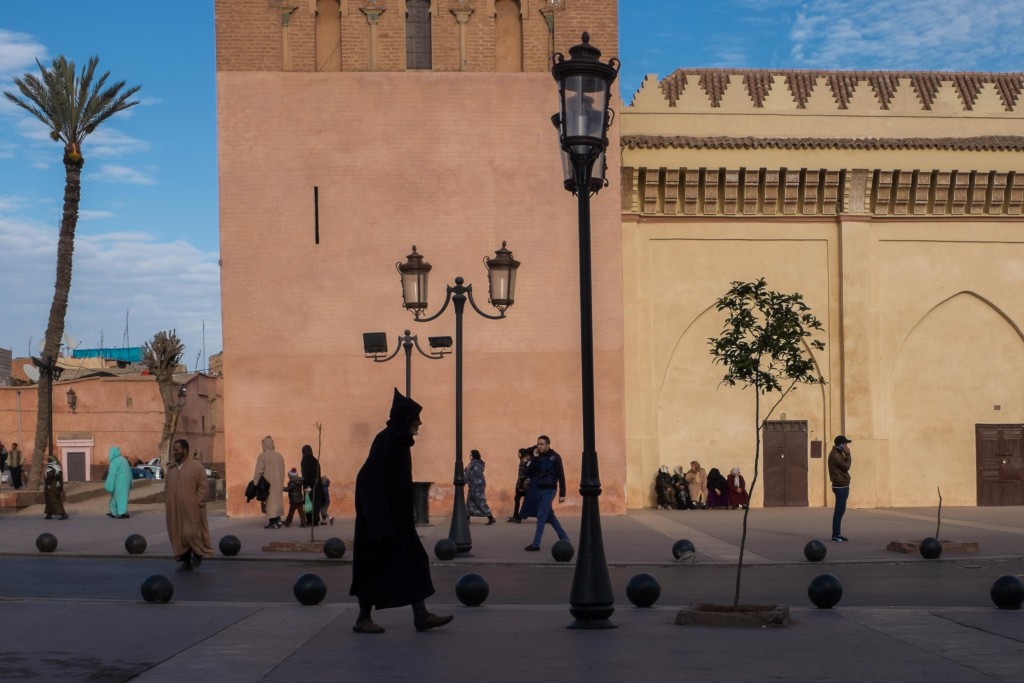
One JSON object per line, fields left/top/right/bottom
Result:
{"left": 406, "top": 0, "right": 432, "bottom": 70}
{"left": 67, "top": 452, "right": 86, "bottom": 482}
{"left": 976, "top": 424, "right": 1024, "bottom": 506}
{"left": 763, "top": 421, "right": 809, "bottom": 507}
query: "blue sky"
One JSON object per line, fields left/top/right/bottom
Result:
{"left": 2, "top": 1, "right": 1023, "bottom": 370}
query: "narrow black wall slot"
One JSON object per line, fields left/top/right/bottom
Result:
{"left": 314, "top": 185, "right": 320, "bottom": 244}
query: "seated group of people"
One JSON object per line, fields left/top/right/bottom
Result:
{"left": 655, "top": 461, "right": 749, "bottom": 510}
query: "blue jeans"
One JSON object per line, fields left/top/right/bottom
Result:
{"left": 831, "top": 485, "right": 849, "bottom": 538}
{"left": 533, "top": 488, "right": 569, "bottom": 547}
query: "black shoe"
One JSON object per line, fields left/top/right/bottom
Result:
{"left": 44, "top": 514, "right": 52, "bottom": 520}
{"left": 353, "top": 619, "right": 385, "bottom": 634}
{"left": 507, "top": 517, "right": 521, "bottom": 524}
{"left": 415, "top": 613, "right": 453, "bottom": 632}
{"left": 265, "top": 521, "right": 282, "bottom": 529}
{"left": 486, "top": 516, "right": 496, "bottom": 525}
{"left": 191, "top": 554, "right": 203, "bottom": 570}
{"left": 118, "top": 514, "right": 130, "bottom": 519}
{"left": 524, "top": 544, "right": 540, "bottom": 552}
{"left": 175, "top": 562, "right": 193, "bottom": 572}
{"left": 106, "top": 513, "right": 115, "bottom": 518}
{"left": 59, "top": 514, "right": 69, "bottom": 520}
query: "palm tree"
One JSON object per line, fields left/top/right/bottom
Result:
{"left": 143, "top": 330, "right": 186, "bottom": 463}
{"left": 4, "top": 56, "right": 141, "bottom": 489}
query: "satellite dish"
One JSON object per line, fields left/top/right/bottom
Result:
{"left": 37, "top": 338, "right": 45, "bottom": 352}
{"left": 23, "top": 364, "right": 40, "bottom": 382}
{"left": 64, "top": 333, "right": 77, "bottom": 349}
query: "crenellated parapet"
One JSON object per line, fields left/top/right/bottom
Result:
{"left": 629, "top": 69, "right": 1024, "bottom": 113}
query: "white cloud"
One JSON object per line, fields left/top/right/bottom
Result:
{"left": 0, "top": 29, "right": 46, "bottom": 76}
{"left": 78, "top": 210, "right": 114, "bottom": 220}
{"left": 0, "top": 214, "right": 221, "bottom": 368}
{"left": 85, "top": 127, "right": 151, "bottom": 157}
{"left": 88, "top": 164, "right": 156, "bottom": 186}
{"left": 790, "top": 0, "right": 1024, "bottom": 70}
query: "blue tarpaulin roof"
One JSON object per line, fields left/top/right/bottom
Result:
{"left": 72, "top": 347, "right": 144, "bottom": 363}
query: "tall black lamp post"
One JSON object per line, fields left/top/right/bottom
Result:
{"left": 362, "top": 330, "right": 452, "bottom": 398}
{"left": 551, "top": 32, "right": 619, "bottom": 629}
{"left": 397, "top": 243, "right": 520, "bottom": 553}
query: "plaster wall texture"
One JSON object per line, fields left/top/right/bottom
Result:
{"left": 620, "top": 73, "right": 1024, "bottom": 510}
{"left": 217, "top": 72, "right": 626, "bottom": 517}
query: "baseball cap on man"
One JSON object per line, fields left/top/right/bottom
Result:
{"left": 834, "top": 435, "right": 852, "bottom": 445}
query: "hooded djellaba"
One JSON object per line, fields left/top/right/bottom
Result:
{"left": 349, "top": 389, "right": 452, "bottom": 634}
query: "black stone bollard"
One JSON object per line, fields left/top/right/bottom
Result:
{"left": 323, "top": 537, "right": 346, "bottom": 559}
{"left": 141, "top": 575, "right": 174, "bottom": 603}
{"left": 803, "top": 539, "right": 827, "bottom": 562}
{"left": 990, "top": 575, "right": 1024, "bottom": 610}
{"left": 36, "top": 533, "right": 58, "bottom": 553}
{"left": 219, "top": 535, "right": 241, "bottom": 556}
{"left": 434, "top": 538, "right": 456, "bottom": 561}
{"left": 672, "top": 539, "right": 695, "bottom": 561}
{"left": 551, "top": 539, "right": 574, "bottom": 562}
{"left": 293, "top": 573, "right": 327, "bottom": 606}
{"left": 125, "top": 534, "right": 147, "bottom": 555}
{"left": 455, "top": 573, "right": 489, "bottom": 606}
{"left": 919, "top": 537, "right": 943, "bottom": 559}
{"left": 625, "top": 573, "right": 661, "bottom": 607}
{"left": 807, "top": 573, "right": 843, "bottom": 609}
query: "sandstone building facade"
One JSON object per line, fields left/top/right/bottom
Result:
{"left": 216, "top": 0, "right": 1024, "bottom": 515}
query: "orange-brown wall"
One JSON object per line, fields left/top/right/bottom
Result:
{"left": 217, "top": 71, "right": 625, "bottom": 517}
{"left": 0, "top": 373, "right": 224, "bottom": 479}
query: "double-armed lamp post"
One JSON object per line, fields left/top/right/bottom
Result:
{"left": 551, "top": 32, "right": 619, "bottom": 629}
{"left": 397, "top": 242, "right": 521, "bottom": 554}
{"left": 362, "top": 330, "right": 452, "bottom": 398}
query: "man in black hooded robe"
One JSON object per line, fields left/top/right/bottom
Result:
{"left": 349, "top": 389, "right": 453, "bottom": 634}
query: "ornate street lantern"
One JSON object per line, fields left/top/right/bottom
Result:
{"left": 397, "top": 246, "right": 432, "bottom": 318}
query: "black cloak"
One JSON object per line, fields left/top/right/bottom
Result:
{"left": 349, "top": 389, "right": 434, "bottom": 609}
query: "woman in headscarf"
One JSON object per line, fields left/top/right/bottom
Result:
{"left": 465, "top": 449, "right": 496, "bottom": 524}
{"left": 684, "top": 460, "right": 708, "bottom": 509}
{"left": 301, "top": 444, "right": 325, "bottom": 526}
{"left": 104, "top": 446, "right": 132, "bottom": 518}
{"left": 727, "top": 467, "right": 749, "bottom": 509}
{"left": 44, "top": 457, "right": 68, "bottom": 520}
{"left": 672, "top": 466, "right": 691, "bottom": 509}
{"left": 655, "top": 465, "right": 677, "bottom": 509}
{"left": 706, "top": 467, "right": 730, "bottom": 508}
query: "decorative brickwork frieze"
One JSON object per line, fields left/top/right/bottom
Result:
{"left": 994, "top": 74, "right": 1024, "bottom": 111}
{"left": 868, "top": 73, "right": 898, "bottom": 110}
{"left": 743, "top": 72, "right": 774, "bottom": 108}
{"left": 698, "top": 72, "right": 729, "bottom": 108}
{"left": 1007, "top": 173, "right": 1024, "bottom": 215}
{"left": 827, "top": 73, "right": 858, "bottom": 110}
{"left": 703, "top": 168, "right": 721, "bottom": 214}
{"left": 742, "top": 169, "right": 760, "bottom": 215}
{"left": 664, "top": 168, "right": 680, "bottom": 215}
{"left": 762, "top": 170, "right": 780, "bottom": 215}
{"left": 912, "top": 171, "right": 932, "bottom": 215}
{"left": 784, "top": 72, "right": 817, "bottom": 109}
{"left": 682, "top": 169, "right": 700, "bottom": 215}
{"left": 952, "top": 74, "right": 985, "bottom": 111}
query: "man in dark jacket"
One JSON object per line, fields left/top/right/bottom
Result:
{"left": 349, "top": 389, "right": 453, "bottom": 634}
{"left": 828, "top": 435, "right": 853, "bottom": 542}
{"left": 523, "top": 435, "right": 570, "bottom": 552}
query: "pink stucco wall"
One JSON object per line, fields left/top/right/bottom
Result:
{"left": 218, "top": 72, "right": 626, "bottom": 517}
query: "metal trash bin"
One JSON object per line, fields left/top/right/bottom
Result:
{"left": 412, "top": 481, "right": 432, "bottom": 526}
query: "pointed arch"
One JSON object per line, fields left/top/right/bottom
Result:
{"left": 494, "top": 0, "right": 523, "bottom": 72}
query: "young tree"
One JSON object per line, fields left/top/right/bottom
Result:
{"left": 143, "top": 330, "right": 186, "bottom": 462}
{"left": 5, "top": 56, "right": 141, "bottom": 489}
{"left": 708, "top": 278, "right": 826, "bottom": 607}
